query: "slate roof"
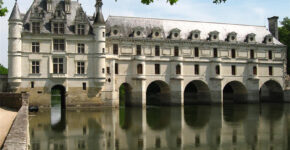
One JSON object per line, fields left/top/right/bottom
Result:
{"left": 9, "top": 1, "right": 21, "bottom": 21}
{"left": 106, "top": 16, "right": 283, "bottom": 45}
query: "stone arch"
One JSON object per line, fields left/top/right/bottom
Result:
{"left": 223, "top": 81, "right": 248, "bottom": 103}
{"left": 260, "top": 80, "right": 284, "bottom": 102}
{"left": 119, "top": 83, "right": 133, "bottom": 107}
{"left": 184, "top": 80, "right": 211, "bottom": 104}
{"left": 51, "top": 85, "right": 66, "bottom": 109}
{"left": 146, "top": 80, "right": 170, "bottom": 106}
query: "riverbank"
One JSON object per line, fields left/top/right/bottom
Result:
{"left": 0, "top": 107, "right": 17, "bottom": 147}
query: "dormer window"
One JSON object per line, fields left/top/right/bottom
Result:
{"left": 264, "top": 34, "right": 274, "bottom": 44}
{"left": 190, "top": 30, "right": 201, "bottom": 40}
{"left": 53, "top": 23, "right": 65, "bottom": 34}
{"left": 136, "top": 31, "right": 141, "bottom": 36}
{"left": 246, "top": 33, "right": 256, "bottom": 43}
{"left": 155, "top": 32, "right": 159, "bottom": 37}
{"left": 152, "top": 27, "right": 162, "bottom": 39}
{"left": 113, "top": 30, "right": 118, "bottom": 35}
{"left": 227, "top": 32, "right": 237, "bottom": 42}
{"left": 209, "top": 31, "right": 219, "bottom": 41}
{"left": 32, "top": 22, "right": 40, "bottom": 34}
{"left": 133, "top": 26, "right": 144, "bottom": 38}
{"left": 111, "top": 26, "right": 120, "bottom": 36}
{"left": 77, "top": 24, "right": 85, "bottom": 35}
{"left": 169, "top": 28, "right": 181, "bottom": 39}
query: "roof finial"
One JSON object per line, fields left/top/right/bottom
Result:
{"left": 94, "top": 0, "right": 105, "bottom": 25}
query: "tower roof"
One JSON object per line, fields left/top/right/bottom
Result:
{"left": 9, "top": 1, "right": 21, "bottom": 21}
{"left": 94, "top": 0, "right": 105, "bottom": 25}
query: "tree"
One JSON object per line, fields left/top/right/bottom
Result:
{"left": 0, "top": 0, "right": 8, "bottom": 16}
{"left": 278, "top": 17, "right": 290, "bottom": 74}
{"left": 0, "top": 64, "right": 8, "bottom": 74}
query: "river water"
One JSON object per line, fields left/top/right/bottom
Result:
{"left": 29, "top": 104, "right": 290, "bottom": 150}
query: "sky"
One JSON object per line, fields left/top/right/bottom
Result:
{"left": 0, "top": 0, "right": 289, "bottom": 67}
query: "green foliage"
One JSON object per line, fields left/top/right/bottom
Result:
{"left": 0, "top": 0, "right": 8, "bottom": 16}
{"left": 0, "top": 64, "right": 8, "bottom": 74}
{"left": 278, "top": 17, "right": 290, "bottom": 73}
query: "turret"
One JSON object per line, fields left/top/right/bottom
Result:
{"left": 8, "top": 0, "right": 23, "bottom": 91}
{"left": 93, "top": 0, "right": 106, "bottom": 87}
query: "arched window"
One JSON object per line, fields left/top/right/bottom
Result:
{"left": 253, "top": 66, "right": 257, "bottom": 75}
{"left": 215, "top": 65, "right": 220, "bottom": 75}
{"left": 176, "top": 64, "right": 181, "bottom": 75}
{"left": 137, "top": 64, "right": 143, "bottom": 74}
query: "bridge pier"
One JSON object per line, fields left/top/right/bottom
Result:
{"left": 247, "top": 79, "right": 260, "bottom": 103}
{"left": 170, "top": 79, "right": 184, "bottom": 106}
{"left": 131, "top": 79, "right": 146, "bottom": 107}
{"left": 209, "top": 79, "right": 223, "bottom": 104}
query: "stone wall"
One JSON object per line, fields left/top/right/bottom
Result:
{"left": 0, "top": 75, "right": 8, "bottom": 92}
{"left": 0, "top": 93, "right": 22, "bottom": 109}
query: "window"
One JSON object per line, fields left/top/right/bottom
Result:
{"left": 102, "top": 32, "right": 105, "bottom": 37}
{"left": 115, "top": 63, "right": 119, "bottom": 74}
{"left": 194, "top": 47, "right": 199, "bottom": 57}
{"left": 53, "top": 58, "right": 64, "bottom": 74}
{"left": 136, "top": 45, "right": 141, "bottom": 55}
{"left": 32, "top": 22, "right": 40, "bottom": 34}
{"left": 31, "top": 82, "right": 34, "bottom": 88}
{"left": 77, "top": 62, "right": 85, "bottom": 74}
{"left": 113, "top": 44, "right": 118, "bottom": 55}
{"left": 53, "top": 39, "right": 65, "bottom": 51}
{"left": 107, "top": 67, "right": 110, "bottom": 74}
{"left": 102, "top": 68, "right": 105, "bottom": 74}
{"left": 77, "top": 24, "right": 85, "bottom": 35}
{"left": 253, "top": 66, "right": 257, "bottom": 75}
{"left": 250, "top": 50, "right": 255, "bottom": 59}
{"left": 32, "top": 61, "right": 40, "bottom": 74}
{"left": 53, "top": 23, "right": 65, "bottom": 34}
{"left": 216, "top": 65, "right": 220, "bottom": 75}
{"left": 155, "top": 64, "right": 160, "bottom": 74}
{"left": 174, "top": 46, "right": 179, "bottom": 56}
{"left": 82, "top": 82, "right": 86, "bottom": 90}
{"left": 137, "top": 64, "right": 143, "bottom": 74}
{"left": 195, "top": 64, "right": 199, "bottom": 75}
{"left": 231, "top": 49, "right": 236, "bottom": 58}
{"left": 155, "top": 45, "right": 160, "bottom": 56}
{"left": 32, "top": 42, "right": 40, "bottom": 53}
{"left": 269, "top": 51, "right": 272, "bottom": 60}
{"left": 78, "top": 43, "right": 85, "bottom": 54}
{"left": 213, "top": 48, "right": 218, "bottom": 58}
{"left": 269, "top": 66, "right": 273, "bottom": 76}
{"left": 176, "top": 64, "right": 181, "bottom": 75}
{"left": 232, "top": 65, "right": 236, "bottom": 75}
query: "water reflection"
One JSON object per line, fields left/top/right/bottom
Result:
{"left": 30, "top": 104, "right": 290, "bottom": 150}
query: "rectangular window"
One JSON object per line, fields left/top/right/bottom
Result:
{"left": 155, "top": 45, "right": 160, "bottom": 56}
{"left": 269, "top": 51, "right": 272, "bottom": 60}
{"left": 82, "top": 82, "right": 86, "bottom": 90}
{"left": 113, "top": 44, "right": 118, "bottom": 55}
{"left": 78, "top": 43, "right": 85, "bottom": 54}
{"left": 232, "top": 65, "right": 236, "bottom": 75}
{"left": 250, "top": 50, "right": 255, "bottom": 59}
{"left": 32, "top": 22, "right": 40, "bottom": 34}
{"left": 53, "top": 58, "right": 64, "bottom": 74}
{"left": 231, "top": 49, "right": 236, "bottom": 58}
{"left": 194, "top": 64, "right": 199, "bottom": 75}
{"left": 31, "top": 82, "right": 34, "bottom": 88}
{"left": 136, "top": 45, "right": 142, "bottom": 55}
{"left": 32, "top": 61, "right": 40, "bottom": 74}
{"left": 213, "top": 48, "right": 218, "bottom": 58}
{"left": 54, "top": 23, "right": 65, "bottom": 34}
{"left": 269, "top": 66, "right": 273, "bottom": 76}
{"left": 77, "top": 62, "right": 85, "bottom": 74}
{"left": 115, "top": 63, "right": 119, "bottom": 74}
{"left": 32, "top": 42, "right": 40, "bottom": 53}
{"left": 194, "top": 47, "right": 199, "bottom": 57}
{"left": 253, "top": 66, "right": 257, "bottom": 75}
{"left": 174, "top": 46, "right": 179, "bottom": 56}
{"left": 155, "top": 64, "right": 160, "bottom": 74}
{"left": 53, "top": 39, "right": 65, "bottom": 51}
{"left": 107, "top": 67, "right": 110, "bottom": 74}
{"left": 77, "top": 24, "right": 85, "bottom": 35}
{"left": 216, "top": 65, "right": 220, "bottom": 75}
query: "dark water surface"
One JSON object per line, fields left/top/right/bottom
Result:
{"left": 29, "top": 104, "right": 290, "bottom": 150}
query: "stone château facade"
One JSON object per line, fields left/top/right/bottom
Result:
{"left": 8, "top": 0, "right": 288, "bottom": 108}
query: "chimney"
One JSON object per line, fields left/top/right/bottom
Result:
{"left": 268, "top": 16, "right": 279, "bottom": 39}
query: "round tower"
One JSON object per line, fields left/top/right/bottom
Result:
{"left": 93, "top": 0, "right": 106, "bottom": 87}
{"left": 8, "top": 1, "right": 22, "bottom": 91}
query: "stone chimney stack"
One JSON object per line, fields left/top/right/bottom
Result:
{"left": 268, "top": 16, "right": 279, "bottom": 39}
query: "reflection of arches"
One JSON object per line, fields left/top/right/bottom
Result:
{"left": 146, "top": 81, "right": 170, "bottom": 106}
{"left": 119, "top": 83, "right": 132, "bottom": 107}
{"left": 147, "top": 107, "right": 170, "bottom": 130}
{"left": 51, "top": 85, "right": 66, "bottom": 109}
{"left": 184, "top": 105, "right": 211, "bottom": 129}
{"left": 261, "top": 103, "right": 284, "bottom": 121}
{"left": 119, "top": 108, "right": 132, "bottom": 130}
{"left": 184, "top": 80, "right": 211, "bottom": 104}
{"left": 260, "top": 80, "right": 284, "bottom": 102}
{"left": 51, "top": 109, "right": 66, "bottom": 132}
{"left": 223, "top": 81, "right": 247, "bottom": 103}
{"left": 223, "top": 104, "right": 248, "bottom": 124}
